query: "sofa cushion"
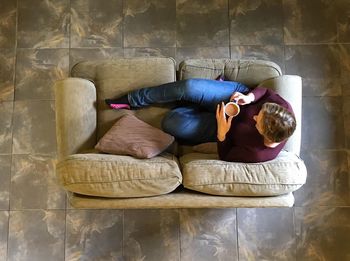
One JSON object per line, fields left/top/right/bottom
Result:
{"left": 178, "top": 59, "right": 282, "bottom": 87}
{"left": 56, "top": 153, "right": 182, "bottom": 198}
{"left": 95, "top": 114, "right": 174, "bottom": 159}
{"left": 180, "top": 150, "right": 307, "bottom": 196}
{"left": 71, "top": 58, "right": 176, "bottom": 139}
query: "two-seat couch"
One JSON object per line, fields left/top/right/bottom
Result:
{"left": 55, "top": 58, "right": 307, "bottom": 208}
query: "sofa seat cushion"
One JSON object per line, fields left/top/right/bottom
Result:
{"left": 56, "top": 153, "right": 182, "bottom": 198}
{"left": 180, "top": 150, "right": 307, "bottom": 196}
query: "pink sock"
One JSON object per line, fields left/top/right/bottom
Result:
{"left": 110, "top": 104, "right": 131, "bottom": 110}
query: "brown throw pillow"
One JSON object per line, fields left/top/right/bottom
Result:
{"left": 95, "top": 114, "right": 175, "bottom": 159}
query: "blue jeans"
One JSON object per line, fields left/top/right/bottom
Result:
{"left": 128, "top": 79, "right": 249, "bottom": 144}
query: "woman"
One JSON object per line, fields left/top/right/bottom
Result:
{"left": 105, "top": 78, "right": 296, "bottom": 163}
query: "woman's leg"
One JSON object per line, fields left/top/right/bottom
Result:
{"left": 161, "top": 106, "right": 217, "bottom": 145}
{"left": 128, "top": 79, "right": 249, "bottom": 112}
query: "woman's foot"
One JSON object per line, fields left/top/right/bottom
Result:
{"left": 108, "top": 103, "right": 130, "bottom": 109}
{"left": 105, "top": 95, "right": 130, "bottom": 110}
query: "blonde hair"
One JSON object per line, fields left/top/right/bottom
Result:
{"left": 261, "top": 102, "right": 296, "bottom": 143}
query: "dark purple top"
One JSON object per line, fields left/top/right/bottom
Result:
{"left": 217, "top": 87, "right": 294, "bottom": 163}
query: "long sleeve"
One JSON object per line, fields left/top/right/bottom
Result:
{"left": 249, "top": 87, "right": 268, "bottom": 102}
{"left": 216, "top": 86, "right": 293, "bottom": 163}
{"left": 217, "top": 141, "right": 285, "bottom": 163}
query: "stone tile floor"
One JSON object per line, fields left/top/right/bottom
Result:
{"left": 0, "top": 0, "right": 349, "bottom": 260}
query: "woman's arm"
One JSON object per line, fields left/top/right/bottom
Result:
{"left": 230, "top": 87, "right": 269, "bottom": 105}
{"left": 216, "top": 102, "right": 233, "bottom": 141}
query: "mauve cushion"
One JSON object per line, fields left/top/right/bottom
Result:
{"left": 95, "top": 114, "right": 175, "bottom": 159}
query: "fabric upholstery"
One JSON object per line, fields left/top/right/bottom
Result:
{"left": 180, "top": 151, "right": 307, "bottom": 196}
{"left": 67, "top": 191, "right": 295, "bottom": 208}
{"left": 56, "top": 152, "right": 182, "bottom": 198}
{"left": 95, "top": 114, "right": 174, "bottom": 159}
{"left": 178, "top": 59, "right": 282, "bottom": 87}
{"left": 55, "top": 78, "right": 97, "bottom": 160}
{"left": 54, "top": 58, "right": 305, "bottom": 208}
{"left": 71, "top": 58, "right": 176, "bottom": 139}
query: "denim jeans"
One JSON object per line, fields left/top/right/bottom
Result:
{"left": 128, "top": 79, "right": 249, "bottom": 144}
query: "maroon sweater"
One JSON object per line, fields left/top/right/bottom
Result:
{"left": 217, "top": 87, "right": 294, "bottom": 163}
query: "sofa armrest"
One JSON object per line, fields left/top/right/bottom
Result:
{"left": 258, "top": 75, "right": 302, "bottom": 155}
{"left": 55, "top": 78, "right": 97, "bottom": 160}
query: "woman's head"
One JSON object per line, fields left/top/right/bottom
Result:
{"left": 253, "top": 102, "right": 296, "bottom": 143}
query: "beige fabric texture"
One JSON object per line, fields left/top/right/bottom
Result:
{"left": 71, "top": 58, "right": 176, "bottom": 140}
{"left": 55, "top": 78, "right": 97, "bottom": 160}
{"left": 67, "top": 191, "right": 295, "bottom": 209}
{"left": 178, "top": 59, "right": 282, "bottom": 87}
{"left": 56, "top": 153, "right": 182, "bottom": 198}
{"left": 180, "top": 151, "right": 307, "bottom": 196}
{"left": 54, "top": 58, "right": 305, "bottom": 208}
{"left": 95, "top": 114, "right": 174, "bottom": 159}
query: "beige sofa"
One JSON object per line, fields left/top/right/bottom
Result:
{"left": 54, "top": 58, "right": 307, "bottom": 208}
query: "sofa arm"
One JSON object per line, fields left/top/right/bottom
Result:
{"left": 258, "top": 75, "right": 302, "bottom": 156}
{"left": 55, "top": 78, "right": 97, "bottom": 160}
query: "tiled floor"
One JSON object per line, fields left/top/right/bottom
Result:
{"left": 0, "top": 0, "right": 349, "bottom": 260}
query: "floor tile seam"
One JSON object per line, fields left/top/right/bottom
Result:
{"left": 9, "top": 207, "right": 66, "bottom": 211}
{"left": 7, "top": 0, "right": 19, "bottom": 257}
{"left": 292, "top": 207, "right": 298, "bottom": 261}
{"left": 228, "top": 0, "right": 231, "bottom": 59}
{"left": 121, "top": 0, "right": 125, "bottom": 56}
{"left": 284, "top": 42, "right": 350, "bottom": 46}
{"left": 122, "top": 209, "right": 124, "bottom": 259}
{"left": 235, "top": 208, "right": 240, "bottom": 261}
{"left": 295, "top": 204, "right": 350, "bottom": 208}
{"left": 12, "top": 99, "right": 56, "bottom": 102}
{"left": 63, "top": 204, "right": 67, "bottom": 261}
{"left": 178, "top": 208, "right": 181, "bottom": 261}
{"left": 300, "top": 148, "right": 350, "bottom": 152}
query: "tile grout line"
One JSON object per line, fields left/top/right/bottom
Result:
{"left": 7, "top": 0, "right": 19, "bottom": 257}
{"left": 292, "top": 207, "right": 298, "bottom": 261}
{"left": 174, "top": 0, "right": 177, "bottom": 64}
{"left": 122, "top": 0, "right": 125, "bottom": 58}
{"left": 64, "top": 1, "right": 71, "bottom": 260}
{"left": 228, "top": 0, "right": 231, "bottom": 59}
{"left": 68, "top": 0, "right": 72, "bottom": 74}
{"left": 178, "top": 209, "right": 181, "bottom": 261}
{"left": 235, "top": 208, "right": 239, "bottom": 261}
{"left": 63, "top": 207, "right": 67, "bottom": 261}
{"left": 64, "top": 0, "right": 72, "bottom": 252}
{"left": 282, "top": 0, "right": 286, "bottom": 73}
{"left": 122, "top": 209, "right": 124, "bottom": 259}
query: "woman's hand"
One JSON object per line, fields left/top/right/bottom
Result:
{"left": 216, "top": 102, "right": 233, "bottom": 141}
{"left": 230, "top": 92, "right": 255, "bottom": 105}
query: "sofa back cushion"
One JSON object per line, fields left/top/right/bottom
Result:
{"left": 71, "top": 58, "right": 176, "bottom": 140}
{"left": 178, "top": 59, "right": 282, "bottom": 86}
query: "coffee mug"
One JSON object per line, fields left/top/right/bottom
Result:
{"left": 224, "top": 101, "right": 240, "bottom": 117}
